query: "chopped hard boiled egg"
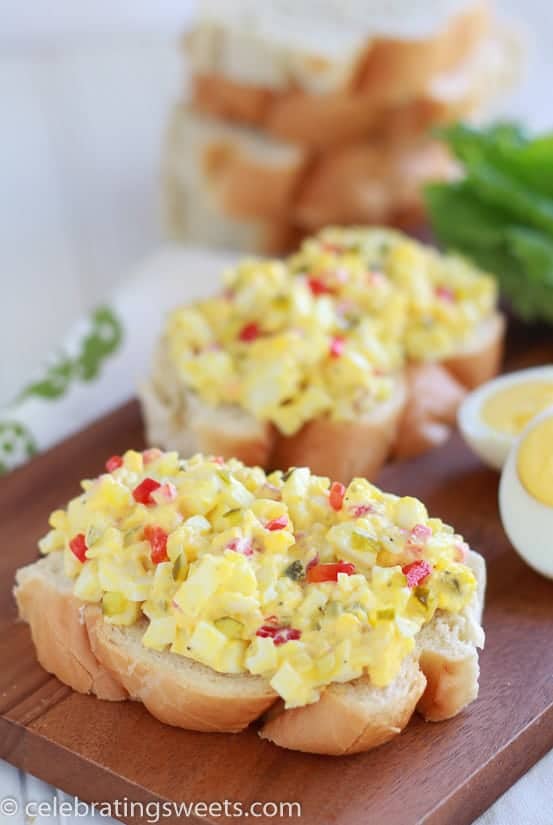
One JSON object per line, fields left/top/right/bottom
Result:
{"left": 39, "top": 449, "right": 477, "bottom": 708}
{"left": 459, "top": 365, "right": 553, "bottom": 470}
{"left": 500, "top": 407, "right": 553, "bottom": 579}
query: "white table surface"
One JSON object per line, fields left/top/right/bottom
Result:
{"left": 1, "top": 3, "right": 552, "bottom": 823}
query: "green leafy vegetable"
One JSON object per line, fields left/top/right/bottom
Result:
{"left": 426, "top": 123, "right": 553, "bottom": 324}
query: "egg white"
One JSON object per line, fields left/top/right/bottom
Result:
{"left": 458, "top": 365, "right": 553, "bottom": 471}
{"left": 499, "top": 405, "right": 553, "bottom": 580}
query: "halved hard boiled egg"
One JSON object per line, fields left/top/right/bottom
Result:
{"left": 458, "top": 365, "right": 553, "bottom": 470}
{"left": 499, "top": 405, "right": 553, "bottom": 579}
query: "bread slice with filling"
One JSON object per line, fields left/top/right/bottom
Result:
{"left": 85, "top": 610, "right": 278, "bottom": 733}
{"left": 14, "top": 548, "right": 485, "bottom": 752}
{"left": 259, "top": 549, "right": 485, "bottom": 751}
{"left": 139, "top": 339, "right": 407, "bottom": 481}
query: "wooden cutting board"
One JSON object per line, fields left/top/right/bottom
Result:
{"left": 1, "top": 323, "right": 552, "bottom": 825}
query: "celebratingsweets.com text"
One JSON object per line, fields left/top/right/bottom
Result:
{"left": 0, "top": 794, "right": 302, "bottom": 822}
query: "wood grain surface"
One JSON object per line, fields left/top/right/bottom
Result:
{"left": 1, "top": 322, "right": 552, "bottom": 825}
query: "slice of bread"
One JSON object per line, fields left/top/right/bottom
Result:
{"left": 14, "top": 547, "right": 485, "bottom": 752}
{"left": 141, "top": 309, "right": 504, "bottom": 477}
{"left": 259, "top": 654, "right": 426, "bottom": 755}
{"left": 393, "top": 313, "right": 505, "bottom": 458}
{"left": 259, "top": 549, "right": 485, "bottom": 751}
{"left": 269, "top": 376, "right": 407, "bottom": 483}
{"left": 442, "top": 311, "right": 505, "bottom": 389}
{"left": 416, "top": 549, "right": 486, "bottom": 721}
{"left": 162, "top": 108, "right": 455, "bottom": 252}
{"left": 165, "top": 105, "right": 305, "bottom": 221}
{"left": 139, "top": 338, "right": 407, "bottom": 482}
{"left": 85, "top": 610, "right": 277, "bottom": 733}
{"left": 140, "top": 340, "right": 277, "bottom": 469}
{"left": 190, "top": 26, "right": 517, "bottom": 149}
{"left": 186, "top": 1, "right": 489, "bottom": 100}
{"left": 14, "top": 553, "right": 127, "bottom": 701}
{"left": 293, "top": 139, "right": 455, "bottom": 231}
{"left": 393, "top": 362, "right": 467, "bottom": 459}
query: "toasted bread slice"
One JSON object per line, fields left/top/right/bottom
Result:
{"left": 85, "top": 611, "right": 277, "bottom": 733}
{"left": 190, "top": 25, "right": 516, "bottom": 149}
{"left": 416, "top": 549, "right": 486, "bottom": 721}
{"left": 165, "top": 105, "right": 305, "bottom": 221}
{"left": 186, "top": 1, "right": 489, "bottom": 100}
{"left": 161, "top": 108, "right": 455, "bottom": 251}
{"left": 259, "top": 549, "right": 485, "bottom": 751}
{"left": 269, "top": 376, "right": 407, "bottom": 482}
{"left": 139, "top": 341, "right": 276, "bottom": 469}
{"left": 15, "top": 548, "right": 485, "bottom": 751}
{"left": 259, "top": 655, "right": 426, "bottom": 755}
{"left": 394, "top": 362, "right": 467, "bottom": 459}
{"left": 14, "top": 554, "right": 127, "bottom": 701}
{"left": 140, "top": 340, "right": 407, "bottom": 481}
{"left": 293, "top": 139, "right": 455, "bottom": 231}
{"left": 442, "top": 311, "right": 505, "bottom": 389}
{"left": 393, "top": 314, "right": 504, "bottom": 458}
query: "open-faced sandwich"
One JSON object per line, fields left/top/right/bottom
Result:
{"left": 140, "top": 227, "right": 504, "bottom": 481}
{"left": 15, "top": 450, "right": 485, "bottom": 755}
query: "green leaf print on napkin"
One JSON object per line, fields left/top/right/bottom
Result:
{"left": 0, "top": 421, "right": 37, "bottom": 474}
{"left": 18, "top": 306, "right": 123, "bottom": 401}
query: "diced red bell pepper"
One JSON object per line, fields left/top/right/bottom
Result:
{"left": 307, "top": 561, "right": 355, "bottom": 583}
{"left": 238, "top": 322, "right": 260, "bottom": 342}
{"left": 256, "top": 624, "right": 301, "bottom": 646}
{"left": 329, "top": 336, "right": 346, "bottom": 358}
{"left": 105, "top": 455, "right": 123, "bottom": 473}
{"left": 265, "top": 515, "right": 288, "bottom": 531}
{"left": 329, "top": 481, "right": 346, "bottom": 511}
{"left": 144, "top": 525, "right": 169, "bottom": 564}
{"left": 307, "top": 276, "right": 333, "bottom": 296}
{"left": 132, "top": 477, "right": 161, "bottom": 505}
{"left": 402, "top": 560, "right": 432, "bottom": 588}
{"left": 69, "top": 533, "right": 87, "bottom": 563}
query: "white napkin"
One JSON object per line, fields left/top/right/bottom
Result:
{"left": 0, "top": 245, "right": 236, "bottom": 475}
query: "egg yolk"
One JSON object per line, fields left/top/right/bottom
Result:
{"left": 482, "top": 381, "right": 553, "bottom": 435}
{"left": 517, "top": 417, "right": 553, "bottom": 507}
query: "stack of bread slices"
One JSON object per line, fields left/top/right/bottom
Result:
{"left": 163, "top": 0, "right": 517, "bottom": 254}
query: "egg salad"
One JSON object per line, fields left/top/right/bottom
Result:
{"left": 164, "top": 228, "right": 497, "bottom": 437}
{"left": 39, "top": 449, "right": 477, "bottom": 708}
{"left": 291, "top": 227, "right": 498, "bottom": 362}
{"left": 165, "top": 255, "right": 403, "bottom": 436}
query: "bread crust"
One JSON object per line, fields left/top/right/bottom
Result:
{"left": 259, "top": 656, "right": 427, "bottom": 755}
{"left": 269, "top": 377, "right": 407, "bottom": 481}
{"left": 416, "top": 550, "right": 486, "bottom": 721}
{"left": 85, "top": 610, "right": 277, "bottom": 733}
{"left": 293, "top": 140, "right": 455, "bottom": 230}
{"left": 394, "top": 362, "right": 467, "bottom": 459}
{"left": 186, "top": 3, "right": 489, "bottom": 105}
{"left": 14, "top": 557, "right": 127, "bottom": 701}
{"left": 193, "top": 76, "right": 474, "bottom": 150}
{"left": 443, "top": 312, "right": 506, "bottom": 389}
